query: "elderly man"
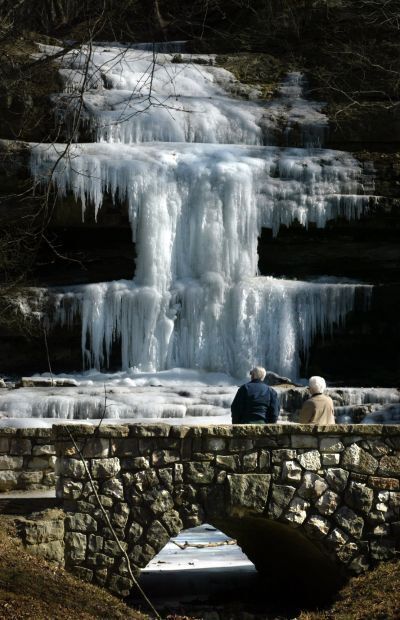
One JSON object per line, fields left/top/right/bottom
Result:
{"left": 299, "top": 375, "right": 335, "bottom": 424}
{"left": 231, "top": 366, "right": 279, "bottom": 424}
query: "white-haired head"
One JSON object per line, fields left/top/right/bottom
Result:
{"left": 309, "top": 376, "right": 326, "bottom": 395}
{"left": 250, "top": 367, "right": 267, "bottom": 381}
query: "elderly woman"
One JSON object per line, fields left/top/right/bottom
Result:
{"left": 231, "top": 366, "right": 279, "bottom": 424}
{"left": 299, "top": 376, "right": 335, "bottom": 424}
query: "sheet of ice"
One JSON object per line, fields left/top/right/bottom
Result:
{"left": 144, "top": 524, "right": 253, "bottom": 571}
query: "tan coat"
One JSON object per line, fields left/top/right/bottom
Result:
{"left": 299, "top": 393, "right": 335, "bottom": 425}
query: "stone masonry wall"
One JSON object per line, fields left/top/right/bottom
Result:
{"left": 0, "top": 428, "right": 56, "bottom": 491}
{"left": 55, "top": 423, "right": 400, "bottom": 596}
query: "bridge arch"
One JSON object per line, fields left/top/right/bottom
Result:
{"left": 56, "top": 423, "right": 400, "bottom": 597}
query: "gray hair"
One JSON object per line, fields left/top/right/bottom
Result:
{"left": 250, "top": 367, "right": 267, "bottom": 381}
{"left": 309, "top": 375, "right": 326, "bottom": 394}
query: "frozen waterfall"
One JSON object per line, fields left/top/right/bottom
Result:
{"left": 30, "top": 43, "right": 375, "bottom": 381}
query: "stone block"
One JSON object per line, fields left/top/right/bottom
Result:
{"left": 227, "top": 474, "right": 271, "bottom": 516}
{"left": 282, "top": 497, "right": 310, "bottom": 527}
{"left": 341, "top": 444, "right": 378, "bottom": 475}
{"left": 112, "top": 503, "right": 130, "bottom": 529}
{"left": 325, "top": 467, "right": 349, "bottom": 492}
{"left": 298, "top": 472, "right": 328, "bottom": 500}
{"left": 18, "top": 471, "right": 43, "bottom": 486}
{"left": 267, "top": 484, "right": 296, "bottom": 519}
{"left": 216, "top": 455, "right": 240, "bottom": 472}
{"left": 59, "top": 458, "right": 87, "bottom": 479}
{"left": 316, "top": 490, "right": 340, "bottom": 516}
{"left": 297, "top": 450, "right": 321, "bottom": 471}
{"left": 86, "top": 553, "right": 115, "bottom": 568}
{"left": 129, "top": 543, "right": 156, "bottom": 567}
{"left": 146, "top": 519, "right": 170, "bottom": 551}
{"left": 27, "top": 540, "right": 65, "bottom": 565}
{"left": 0, "top": 438, "right": 10, "bottom": 453}
{"left": 132, "top": 469, "right": 158, "bottom": 491}
{"left": 281, "top": 460, "right": 302, "bottom": 483}
{"left": 368, "top": 476, "right": 399, "bottom": 491}
{"left": 258, "top": 450, "right": 270, "bottom": 470}
{"left": 336, "top": 542, "right": 359, "bottom": 564}
{"left": 334, "top": 506, "right": 364, "bottom": 538}
{"left": 10, "top": 438, "right": 32, "bottom": 456}
{"left": 27, "top": 456, "right": 55, "bottom": 471}
{"left": 102, "top": 478, "right": 124, "bottom": 500}
{"left": 304, "top": 515, "right": 330, "bottom": 539}
{"left": 229, "top": 438, "right": 254, "bottom": 452}
{"left": 204, "top": 437, "right": 226, "bottom": 452}
{"left": 91, "top": 457, "right": 121, "bottom": 479}
{"left": 243, "top": 453, "right": 258, "bottom": 472}
{"left": 71, "top": 567, "right": 93, "bottom": 582}
{"left": 103, "top": 539, "right": 127, "bottom": 556}
{"left": 148, "top": 489, "right": 174, "bottom": 516}
{"left": 216, "top": 471, "right": 227, "bottom": 483}
{"left": 362, "top": 440, "right": 390, "bottom": 458}
{"left": 152, "top": 450, "right": 180, "bottom": 466}
{"left": 0, "top": 455, "right": 23, "bottom": 470}
{"left": 162, "top": 510, "right": 183, "bottom": 537}
{"left": 20, "top": 519, "right": 64, "bottom": 545}
{"left": 130, "top": 424, "right": 170, "bottom": 437}
{"left": 111, "top": 438, "right": 139, "bottom": 457}
{"left": 61, "top": 480, "right": 83, "bottom": 499}
{"left": 76, "top": 500, "right": 95, "bottom": 514}
{"left": 82, "top": 438, "right": 110, "bottom": 459}
{"left": 319, "top": 438, "right": 344, "bottom": 453}
{"left": 370, "top": 539, "right": 397, "bottom": 560}
{"left": 65, "top": 532, "right": 87, "bottom": 561}
{"left": 322, "top": 454, "right": 340, "bottom": 466}
{"left": 378, "top": 454, "right": 400, "bottom": 477}
{"left": 291, "top": 435, "right": 318, "bottom": 449}
{"left": 272, "top": 449, "right": 296, "bottom": 463}
{"left": 348, "top": 554, "right": 369, "bottom": 574}
{"left": 43, "top": 472, "right": 56, "bottom": 486}
{"left": 95, "top": 568, "right": 109, "bottom": 586}
{"left": 327, "top": 528, "right": 348, "bottom": 546}
{"left": 184, "top": 462, "right": 215, "bottom": 484}
{"left": 108, "top": 574, "right": 133, "bottom": 597}
{"left": 121, "top": 456, "right": 150, "bottom": 471}
{"left": 174, "top": 463, "right": 183, "bottom": 483}
{"left": 65, "top": 513, "right": 97, "bottom": 533}
{"left": 32, "top": 444, "right": 56, "bottom": 456}
{"left": 344, "top": 481, "right": 374, "bottom": 514}
{"left": 158, "top": 467, "right": 173, "bottom": 489}
{"left": 128, "top": 523, "right": 143, "bottom": 543}
{"left": 89, "top": 494, "right": 113, "bottom": 509}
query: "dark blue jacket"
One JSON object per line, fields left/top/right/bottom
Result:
{"left": 231, "top": 379, "right": 279, "bottom": 424}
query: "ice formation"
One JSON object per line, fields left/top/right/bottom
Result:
{"left": 29, "top": 42, "right": 376, "bottom": 387}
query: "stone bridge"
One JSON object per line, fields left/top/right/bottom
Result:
{"left": 54, "top": 423, "right": 400, "bottom": 602}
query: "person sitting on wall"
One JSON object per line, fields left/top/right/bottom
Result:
{"left": 231, "top": 366, "right": 279, "bottom": 424}
{"left": 299, "top": 375, "right": 335, "bottom": 424}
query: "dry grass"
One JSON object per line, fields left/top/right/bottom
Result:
{"left": 300, "top": 558, "right": 400, "bottom": 620}
{"left": 0, "top": 517, "right": 148, "bottom": 620}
